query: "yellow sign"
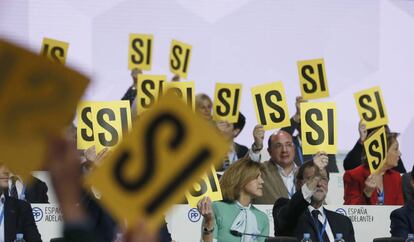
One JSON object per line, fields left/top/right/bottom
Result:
{"left": 213, "top": 83, "right": 242, "bottom": 123}
{"left": 0, "top": 39, "right": 88, "bottom": 180}
{"left": 128, "top": 34, "right": 153, "bottom": 71}
{"left": 297, "top": 58, "right": 329, "bottom": 100}
{"left": 300, "top": 102, "right": 337, "bottom": 154}
{"left": 84, "top": 93, "right": 229, "bottom": 230}
{"left": 185, "top": 166, "right": 222, "bottom": 208}
{"left": 169, "top": 40, "right": 192, "bottom": 79}
{"left": 77, "top": 102, "right": 95, "bottom": 150}
{"left": 354, "top": 86, "right": 388, "bottom": 130}
{"left": 77, "top": 101, "right": 132, "bottom": 152}
{"left": 136, "top": 74, "right": 166, "bottom": 115}
{"left": 251, "top": 82, "right": 291, "bottom": 130}
{"left": 40, "top": 38, "right": 69, "bottom": 64}
{"left": 164, "top": 81, "right": 195, "bottom": 110}
{"left": 364, "top": 126, "right": 387, "bottom": 174}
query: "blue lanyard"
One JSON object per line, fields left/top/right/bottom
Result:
{"left": 377, "top": 190, "right": 384, "bottom": 205}
{"left": 0, "top": 205, "right": 4, "bottom": 227}
{"left": 287, "top": 185, "right": 295, "bottom": 198}
{"left": 296, "top": 145, "right": 304, "bottom": 164}
{"left": 311, "top": 211, "right": 328, "bottom": 242}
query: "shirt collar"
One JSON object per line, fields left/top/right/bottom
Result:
{"left": 276, "top": 164, "right": 297, "bottom": 177}
{"left": 308, "top": 205, "right": 326, "bottom": 219}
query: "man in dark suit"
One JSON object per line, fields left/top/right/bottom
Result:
{"left": 0, "top": 165, "right": 42, "bottom": 242}
{"left": 273, "top": 160, "right": 355, "bottom": 242}
{"left": 8, "top": 174, "right": 49, "bottom": 204}
{"left": 390, "top": 167, "right": 414, "bottom": 238}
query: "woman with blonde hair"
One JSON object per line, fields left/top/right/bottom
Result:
{"left": 197, "top": 158, "right": 269, "bottom": 242}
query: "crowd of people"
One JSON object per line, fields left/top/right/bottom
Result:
{"left": 2, "top": 68, "right": 413, "bottom": 242}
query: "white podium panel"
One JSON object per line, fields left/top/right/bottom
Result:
{"left": 166, "top": 204, "right": 400, "bottom": 242}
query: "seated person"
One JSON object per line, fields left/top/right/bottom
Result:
{"left": 0, "top": 165, "right": 42, "bottom": 242}
{"left": 343, "top": 131, "right": 404, "bottom": 205}
{"left": 402, "top": 165, "right": 414, "bottom": 202}
{"left": 215, "top": 112, "right": 264, "bottom": 171}
{"left": 390, "top": 165, "right": 414, "bottom": 238}
{"left": 197, "top": 158, "right": 269, "bottom": 242}
{"left": 343, "top": 120, "right": 406, "bottom": 173}
{"left": 282, "top": 96, "right": 338, "bottom": 172}
{"left": 273, "top": 159, "right": 355, "bottom": 242}
{"left": 254, "top": 130, "right": 328, "bottom": 204}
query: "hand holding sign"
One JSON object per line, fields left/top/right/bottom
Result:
{"left": 354, "top": 86, "right": 388, "bottom": 129}
{"left": 84, "top": 93, "right": 229, "bottom": 230}
{"left": 297, "top": 58, "right": 329, "bottom": 100}
{"left": 0, "top": 39, "right": 88, "bottom": 180}
{"left": 300, "top": 102, "right": 337, "bottom": 155}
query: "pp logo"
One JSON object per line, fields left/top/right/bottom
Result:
{"left": 32, "top": 207, "right": 43, "bottom": 222}
{"left": 188, "top": 208, "right": 201, "bottom": 222}
{"left": 335, "top": 208, "right": 347, "bottom": 216}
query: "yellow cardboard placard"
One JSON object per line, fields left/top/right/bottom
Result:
{"left": 300, "top": 102, "right": 337, "bottom": 154}
{"left": 364, "top": 126, "right": 387, "bottom": 174}
{"left": 84, "top": 93, "right": 229, "bottom": 230}
{"left": 164, "top": 81, "right": 195, "bottom": 111}
{"left": 77, "top": 101, "right": 95, "bottom": 150}
{"left": 136, "top": 74, "right": 166, "bottom": 115}
{"left": 77, "top": 101, "right": 132, "bottom": 152}
{"left": 297, "top": 58, "right": 329, "bottom": 100}
{"left": 128, "top": 34, "right": 153, "bottom": 71}
{"left": 213, "top": 83, "right": 242, "bottom": 123}
{"left": 251, "top": 82, "right": 291, "bottom": 130}
{"left": 169, "top": 39, "right": 192, "bottom": 79}
{"left": 354, "top": 86, "right": 388, "bottom": 130}
{"left": 40, "top": 37, "right": 69, "bottom": 64}
{"left": 0, "top": 39, "right": 88, "bottom": 180}
{"left": 185, "top": 166, "right": 222, "bottom": 208}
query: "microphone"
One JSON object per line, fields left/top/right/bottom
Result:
{"left": 230, "top": 230, "right": 272, "bottom": 238}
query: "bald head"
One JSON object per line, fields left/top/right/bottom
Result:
{"left": 267, "top": 130, "right": 296, "bottom": 167}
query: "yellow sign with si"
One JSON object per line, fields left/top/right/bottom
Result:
{"left": 251, "top": 82, "right": 291, "bottom": 131}
{"left": 364, "top": 126, "right": 387, "bottom": 174}
{"left": 84, "top": 93, "right": 229, "bottom": 230}
{"left": 0, "top": 39, "right": 88, "bottom": 180}
{"left": 128, "top": 34, "right": 153, "bottom": 71}
{"left": 136, "top": 74, "right": 166, "bottom": 115}
{"left": 300, "top": 102, "right": 337, "bottom": 155}
{"left": 354, "top": 86, "right": 388, "bottom": 130}
{"left": 297, "top": 58, "right": 329, "bottom": 100}
{"left": 213, "top": 83, "right": 242, "bottom": 123}
{"left": 164, "top": 81, "right": 195, "bottom": 111}
{"left": 77, "top": 101, "right": 132, "bottom": 153}
{"left": 169, "top": 39, "right": 192, "bottom": 79}
{"left": 185, "top": 166, "right": 222, "bottom": 208}
{"left": 40, "top": 37, "right": 69, "bottom": 64}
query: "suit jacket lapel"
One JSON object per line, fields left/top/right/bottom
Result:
{"left": 4, "top": 197, "right": 17, "bottom": 242}
{"left": 305, "top": 209, "right": 320, "bottom": 236}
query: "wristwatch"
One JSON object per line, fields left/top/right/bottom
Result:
{"left": 203, "top": 226, "right": 214, "bottom": 234}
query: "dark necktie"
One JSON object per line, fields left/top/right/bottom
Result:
{"left": 9, "top": 176, "right": 18, "bottom": 199}
{"left": 311, "top": 210, "right": 329, "bottom": 242}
